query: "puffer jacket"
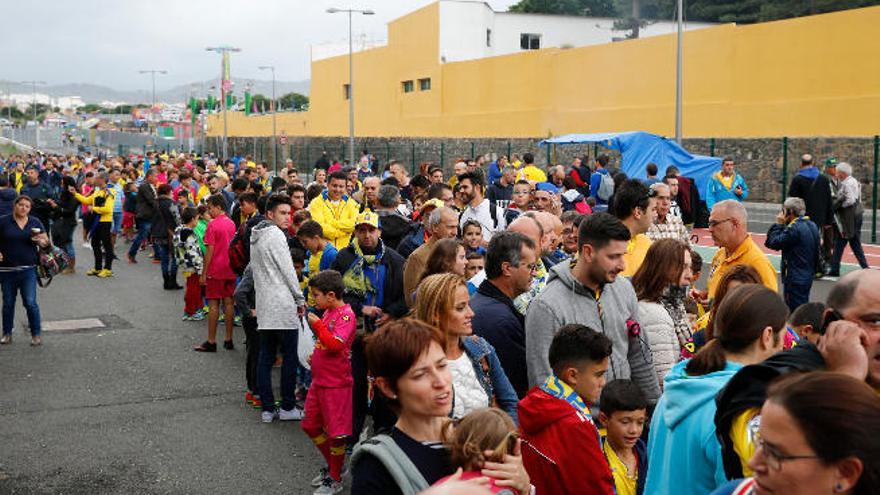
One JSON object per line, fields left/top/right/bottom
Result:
{"left": 637, "top": 301, "right": 678, "bottom": 390}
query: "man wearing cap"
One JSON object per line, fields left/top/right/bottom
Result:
{"left": 402, "top": 206, "right": 460, "bottom": 305}
{"left": 330, "top": 210, "right": 407, "bottom": 443}
{"left": 787, "top": 154, "right": 834, "bottom": 274}
{"left": 397, "top": 196, "right": 445, "bottom": 258}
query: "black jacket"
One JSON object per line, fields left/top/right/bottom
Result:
{"left": 714, "top": 343, "right": 825, "bottom": 480}
{"left": 330, "top": 242, "right": 407, "bottom": 325}
{"left": 19, "top": 180, "right": 54, "bottom": 226}
{"left": 135, "top": 182, "right": 157, "bottom": 221}
{"left": 470, "top": 280, "right": 529, "bottom": 398}
{"left": 486, "top": 181, "right": 513, "bottom": 205}
{"left": 50, "top": 192, "right": 80, "bottom": 245}
{"left": 787, "top": 168, "right": 834, "bottom": 227}
{"left": 151, "top": 196, "right": 179, "bottom": 241}
{"left": 376, "top": 210, "right": 413, "bottom": 251}
{"left": 396, "top": 224, "right": 426, "bottom": 258}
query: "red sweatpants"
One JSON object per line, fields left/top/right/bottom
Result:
{"left": 184, "top": 273, "right": 202, "bottom": 315}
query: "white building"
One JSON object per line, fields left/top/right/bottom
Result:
{"left": 312, "top": 0, "right": 715, "bottom": 63}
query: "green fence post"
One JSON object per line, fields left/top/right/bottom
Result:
{"left": 470, "top": 142, "right": 475, "bottom": 160}
{"left": 710, "top": 138, "right": 716, "bottom": 157}
{"left": 545, "top": 144, "right": 551, "bottom": 166}
{"left": 440, "top": 142, "right": 445, "bottom": 168}
{"left": 306, "top": 144, "right": 311, "bottom": 169}
{"left": 872, "top": 135, "right": 878, "bottom": 243}
{"left": 341, "top": 142, "right": 346, "bottom": 163}
{"left": 781, "top": 137, "right": 788, "bottom": 204}
{"left": 593, "top": 143, "right": 598, "bottom": 161}
{"left": 385, "top": 141, "right": 390, "bottom": 163}
{"left": 411, "top": 142, "right": 416, "bottom": 175}
{"left": 507, "top": 141, "right": 512, "bottom": 160}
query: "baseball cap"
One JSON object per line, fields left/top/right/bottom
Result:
{"left": 825, "top": 157, "right": 838, "bottom": 168}
{"left": 355, "top": 211, "right": 380, "bottom": 229}
{"left": 419, "top": 198, "right": 445, "bottom": 212}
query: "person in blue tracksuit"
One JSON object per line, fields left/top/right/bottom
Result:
{"left": 706, "top": 158, "right": 748, "bottom": 209}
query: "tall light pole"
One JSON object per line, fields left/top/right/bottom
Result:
{"left": 20, "top": 80, "right": 46, "bottom": 148}
{"left": 138, "top": 69, "right": 167, "bottom": 107}
{"left": 674, "top": 0, "right": 683, "bottom": 144}
{"left": 258, "top": 65, "right": 278, "bottom": 175}
{"left": 206, "top": 46, "right": 241, "bottom": 159}
{"left": 327, "top": 7, "right": 374, "bottom": 166}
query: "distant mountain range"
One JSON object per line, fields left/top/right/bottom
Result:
{"left": 0, "top": 79, "right": 310, "bottom": 105}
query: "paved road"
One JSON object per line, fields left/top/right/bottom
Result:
{"left": 0, "top": 229, "right": 867, "bottom": 494}
{"left": 0, "top": 241, "right": 323, "bottom": 494}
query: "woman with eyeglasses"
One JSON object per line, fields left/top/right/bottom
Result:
{"left": 645, "top": 284, "right": 788, "bottom": 495}
{"left": 711, "top": 372, "right": 880, "bottom": 495}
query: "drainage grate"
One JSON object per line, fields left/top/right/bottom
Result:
{"left": 31, "top": 314, "right": 133, "bottom": 333}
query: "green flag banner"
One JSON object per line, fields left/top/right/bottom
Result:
{"left": 244, "top": 92, "right": 252, "bottom": 116}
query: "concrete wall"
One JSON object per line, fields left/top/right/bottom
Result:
{"left": 438, "top": 1, "right": 713, "bottom": 63}
{"left": 208, "top": 4, "right": 880, "bottom": 139}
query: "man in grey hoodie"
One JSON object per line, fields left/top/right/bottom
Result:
{"left": 525, "top": 212, "right": 661, "bottom": 403}
{"left": 250, "top": 194, "right": 307, "bottom": 423}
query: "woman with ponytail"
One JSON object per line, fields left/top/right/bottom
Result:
{"left": 644, "top": 284, "right": 789, "bottom": 495}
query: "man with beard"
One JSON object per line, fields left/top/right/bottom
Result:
{"left": 457, "top": 171, "right": 505, "bottom": 242}
{"left": 525, "top": 212, "right": 661, "bottom": 404}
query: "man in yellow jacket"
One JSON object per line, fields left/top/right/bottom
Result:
{"left": 707, "top": 199, "right": 778, "bottom": 299}
{"left": 71, "top": 172, "right": 116, "bottom": 277}
{"left": 307, "top": 170, "right": 359, "bottom": 250}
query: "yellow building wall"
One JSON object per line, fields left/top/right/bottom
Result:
{"left": 208, "top": 4, "right": 880, "bottom": 139}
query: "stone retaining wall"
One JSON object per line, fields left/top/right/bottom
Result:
{"left": 207, "top": 135, "right": 878, "bottom": 206}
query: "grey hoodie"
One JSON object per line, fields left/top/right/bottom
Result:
{"left": 250, "top": 220, "right": 305, "bottom": 331}
{"left": 524, "top": 261, "right": 661, "bottom": 403}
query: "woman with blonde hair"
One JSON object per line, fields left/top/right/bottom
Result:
{"left": 414, "top": 273, "right": 518, "bottom": 423}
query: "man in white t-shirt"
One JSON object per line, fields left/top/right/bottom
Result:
{"left": 457, "top": 171, "right": 506, "bottom": 243}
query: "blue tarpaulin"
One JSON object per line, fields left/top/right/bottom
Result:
{"left": 540, "top": 131, "right": 721, "bottom": 199}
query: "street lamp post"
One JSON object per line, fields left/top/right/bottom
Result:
{"left": 327, "top": 7, "right": 374, "bottom": 167}
{"left": 206, "top": 46, "right": 241, "bottom": 159}
{"left": 20, "top": 80, "right": 46, "bottom": 148}
{"left": 138, "top": 69, "right": 167, "bottom": 107}
{"left": 674, "top": 0, "right": 683, "bottom": 144}
{"left": 258, "top": 65, "right": 278, "bottom": 175}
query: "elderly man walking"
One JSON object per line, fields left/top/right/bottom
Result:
{"left": 765, "top": 197, "right": 820, "bottom": 311}
{"left": 829, "top": 162, "right": 870, "bottom": 276}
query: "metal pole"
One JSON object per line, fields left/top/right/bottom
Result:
{"left": 440, "top": 142, "right": 445, "bottom": 169}
{"left": 710, "top": 137, "right": 716, "bottom": 157}
{"left": 872, "top": 135, "right": 878, "bottom": 243}
{"left": 151, "top": 72, "right": 156, "bottom": 107}
{"left": 781, "top": 137, "right": 788, "bottom": 204}
{"left": 32, "top": 82, "right": 37, "bottom": 148}
{"left": 272, "top": 70, "right": 277, "bottom": 175}
{"left": 348, "top": 10, "right": 355, "bottom": 167}
{"left": 674, "top": 0, "right": 683, "bottom": 144}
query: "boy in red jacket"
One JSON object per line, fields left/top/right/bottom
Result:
{"left": 519, "top": 323, "right": 615, "bottom": 495}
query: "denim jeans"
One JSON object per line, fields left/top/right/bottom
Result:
{"left": 155, "top": 242, "right": 177, "bottom": 277}
{"left": 61, "top": 240, "right": 75, "bottom": 260}
{"left": 127, "top": 219, "right": 152, "bottom": 259}
{"left": 1, "top": 267, "right": 41, "bottom": 337}
{"left": 257, "top": 329, "right": 298, "bottom": 412}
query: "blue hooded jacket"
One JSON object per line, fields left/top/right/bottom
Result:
{"left": 645, "top": 359, "right": 744, "bottom": 495}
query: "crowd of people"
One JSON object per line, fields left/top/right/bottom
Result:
{"left": 0, "top": 148, "right": 878, "bottom": 494}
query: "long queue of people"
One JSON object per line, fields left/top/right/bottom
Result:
{"left": 0, "top": 149, "right": 878, "bottom": 495}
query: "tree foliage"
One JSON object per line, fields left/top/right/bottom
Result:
{"left": 509, "top": 0, "right": 880, "bottom": 24}
{"left": 279, "top": 92, "right": 309, "bottom": 111}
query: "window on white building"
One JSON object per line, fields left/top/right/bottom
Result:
{"left": 402, "top": 80, "right": 414, "bottom": 93}
{"left": 418, "top": 78, "right": 431, "bottom": 91}
{"left": 520, "top": 33, "right": 541, "bottom": 50}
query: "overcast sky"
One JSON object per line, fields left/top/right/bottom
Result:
{"left": 2, "top": 0, "right": 518, "bottom": 90}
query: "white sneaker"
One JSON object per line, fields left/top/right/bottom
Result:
{"left": 279, "top": 407, "right": 304, "bottom": 421}
{"left": 261, "top": 410, "right": 277, "bottom": 423}
{"left": 313, "top": 477, "right": 343, "bottom": 495}
{"left": 311, "top": 467, "right": 329, "bottom": 487}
